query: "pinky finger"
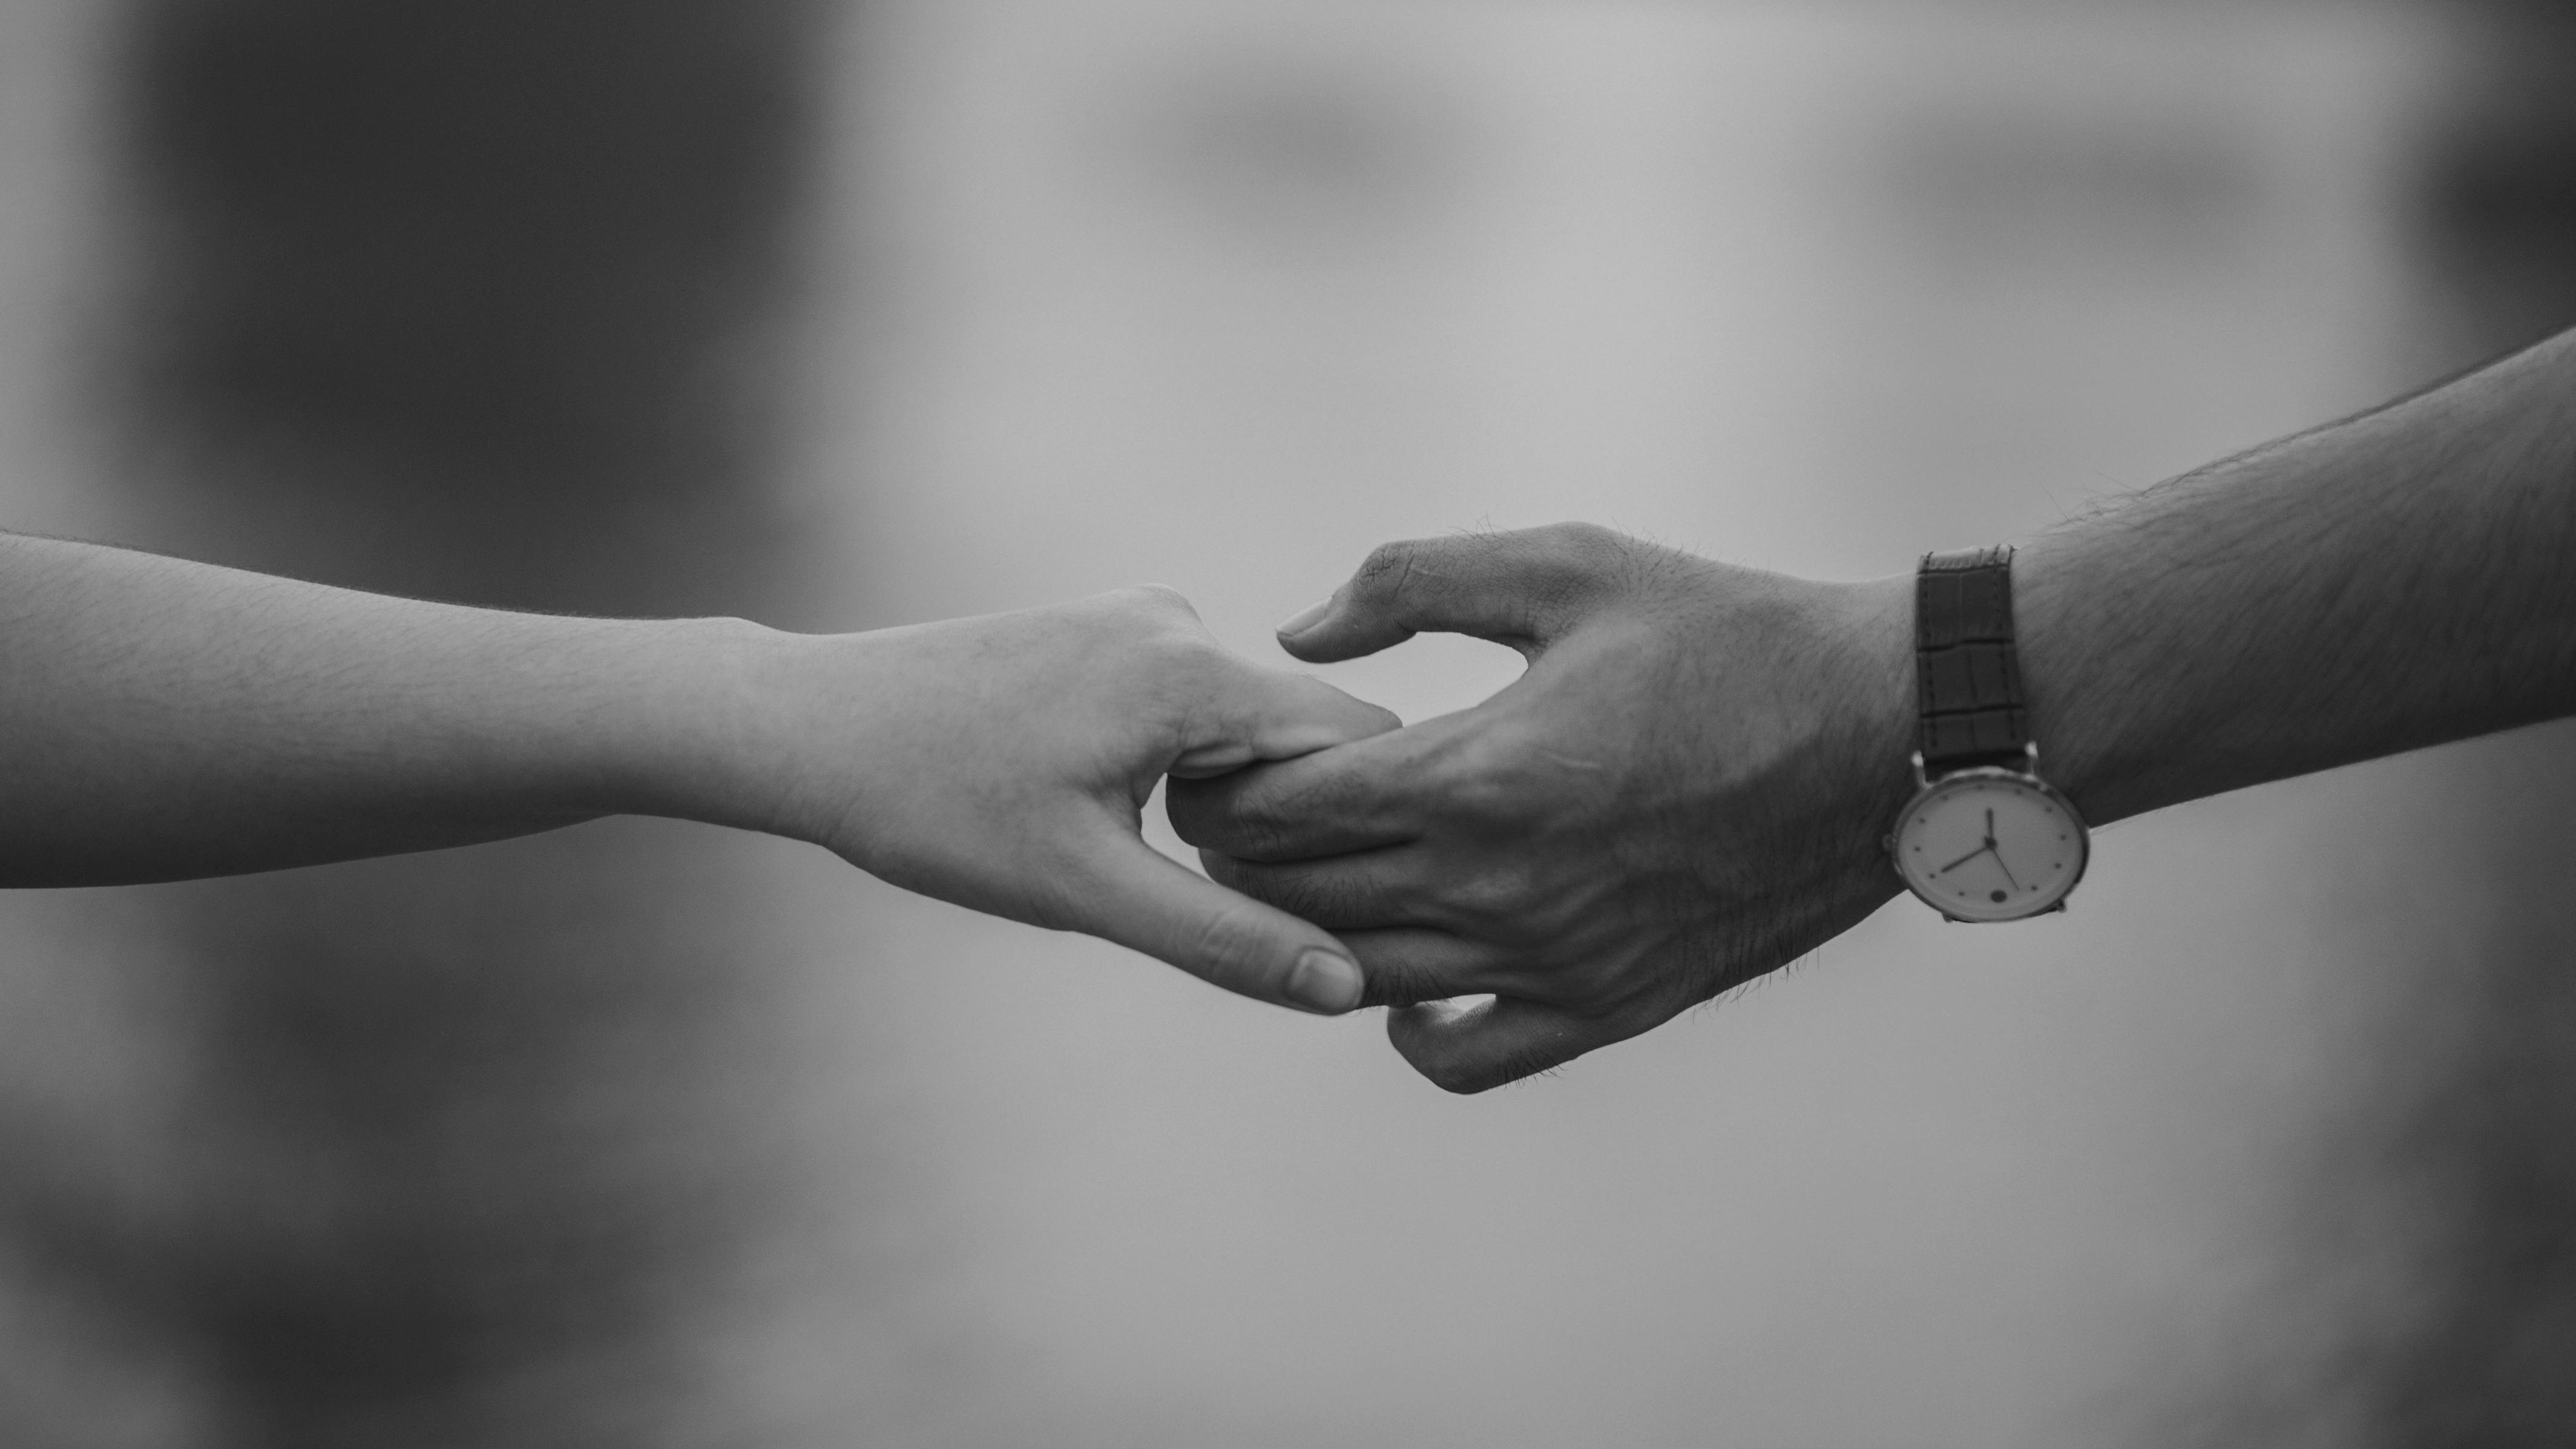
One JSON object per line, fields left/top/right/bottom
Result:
{"left": 1384, "top": 996, "right": 1643, "bottom": 1094}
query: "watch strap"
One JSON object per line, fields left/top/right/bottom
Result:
{"left": 1916, "top": 545, "right": 2029, "bottom": 775}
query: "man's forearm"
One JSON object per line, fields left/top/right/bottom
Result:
{"left": 0, "top": 533, "right": 760, "bottom": 884}
{"left": 1170, "top": 330, "right": 2576, "bottom": 1086}
{"left": 2017, "top": 327, "right": 2576, "bottom": 827}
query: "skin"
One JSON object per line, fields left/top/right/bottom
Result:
{"left": 0, "top": 532, "right": 1396, "bottom": 1015}
{"left": 1171, "top": 325, "right": 2576, "bottom": 1092}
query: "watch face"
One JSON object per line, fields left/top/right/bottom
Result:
{"left": 1891, "top": 769, "right": 2088, "bottom": 922}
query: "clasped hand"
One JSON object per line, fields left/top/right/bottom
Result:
{"left": 1169, "top": 524, "right": 1919, "bottom": 1092}
{"left": 786, "top": 525, "right": 1914, "bottom": 1093}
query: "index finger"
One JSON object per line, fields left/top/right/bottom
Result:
{"left": 1168, "top": 665, "right": 1400, "bottom": 779}
{"left": 1166, "top": 723, "right": 1429, "bottom": 861}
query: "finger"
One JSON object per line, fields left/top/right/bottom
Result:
{"left": 1385, "top": 995, "right": 1647, "bottom": 1094}
{"left": 1334, "top": 927, "right": 1514, "bottom": 1007}
{"left": 1198, "top": 845, "right": 1447, "bottom": 930}
{"left": 1170, "top": 665, "right": 1401, "bottom": 779}
{"left": 1166, "top": 728, "right": 1427, "bottom": 859}
{"left": 1274, "top": 522, "right": 1637, "bottom": 663}
{"left": 1060, "top": 829, "right": 1370, "bottom": 1016}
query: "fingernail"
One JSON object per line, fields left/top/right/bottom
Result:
{"left": 1275, "top": 597, "right": 1335, "bottom": 637}
{"left": 1287, "top": 950, "right": 1365, "bottom": 1015}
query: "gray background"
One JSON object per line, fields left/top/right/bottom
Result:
{"left": 0, "top": 1, "right": 2569, "bottom": 1444}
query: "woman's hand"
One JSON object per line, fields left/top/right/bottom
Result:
{"left": 726, "top": 586, "right": 1400, "bottom": 1014}
{"left": 0, "top": 531, "right": 1393, "bottom": 1013}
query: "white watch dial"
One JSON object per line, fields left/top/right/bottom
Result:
{"left": 1891, "top": 770, "right": 2088, "bottom": 922}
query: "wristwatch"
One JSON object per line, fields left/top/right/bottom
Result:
{"left": 1887, "top": 546, "right": 2089, "bottom": 922}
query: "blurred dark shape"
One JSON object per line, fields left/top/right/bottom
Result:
{"left": 111, "top": 0, "right": 825, "bottom": 617}
{"left": 2187, "top": 7, "right": 2576, "bottom": 1444}
{"left": 2319, "top": 728, "right": 2576, "bottom": 1448}
{"left": 0, "top": 3, "right": 852, "bottom": 1445}
{"left": 9, "top": 838, "right": 818, "bottom": 1448}
{"left": 2416, "top": 8, "right": 2576, "bottom": 353}
{"left": 2355, "top": 7, "right": 2576, "bottom": 1443}
{"left": 1887, "top": 113, "right": 2263, "bottom": 284}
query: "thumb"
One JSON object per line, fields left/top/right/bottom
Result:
{"left": 1062, "top": 827, "right": 1369, "bottom": 1016}
{"left": 1274, "top": 522, "right": 1634, "bottom": 663}
{"left": 1385, "top": 994, "right": 1632, "bottom": 1092}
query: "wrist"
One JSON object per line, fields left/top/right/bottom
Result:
{"left": 1745, "top": 568, "right": 1914, "bottom": 950}
{"left": 1841, "top": 571, "right": 1923, "bottom": 861}
{"left": 1695, "top": 566, "right": 1913, "bottom": 921}
{"left": 1884, "top": 550, "right": 2096, "bottom": 921}
{"left": 600, "top": 614, "right": 816, "bottom": 836}
{"left": 2011, "top": 533, "right": 2147, "bottom": 826}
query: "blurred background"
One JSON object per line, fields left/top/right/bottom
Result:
{"left": 1, "top": 0, "right": 2571, "bottom": 1444}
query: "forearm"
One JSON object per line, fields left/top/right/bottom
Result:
{"left": 2017, "top": 327, "right": 2576, "bottom": 826}
{"left": 0, "top": 533, "right": 764, "bottom": 884}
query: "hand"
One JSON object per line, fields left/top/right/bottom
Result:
{"left": 1168, "top": 524, "right": 1918, "bottom": 1089}
{"left": 731, "top": 586, "right": 1399, "bottom": 1014}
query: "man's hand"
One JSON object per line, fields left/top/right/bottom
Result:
{"left": 735, "top": 586, "right": 1401, "bottom": 1016}
{"left": 1168, "top": 524, "right": 1917, "bottom": 1090}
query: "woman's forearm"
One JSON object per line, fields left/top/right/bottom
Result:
{"left": 0, "top": 532, "right": 757, "bottom": 884}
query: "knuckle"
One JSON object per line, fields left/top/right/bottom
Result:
{"left": 1534, "top": 520, "right": 1623, "bottom": 558}
{"left": 1358, "top": 959, "right": 1449, "bottom": 1010}
{"left": 1187, "top": 803, "right": 1292, "bottom": 864}
{"left": 1441, "top": 861, "right": 1539, "bottom": 928}
{"left": 1223, "top": 862, "right": 1301, "bottom": 912}
{"left": 1063, "top": 588, "right": 1207, "bottom": 667}
{"left": 1119, "top": 582, "right": 1198, "bottom": 617}
{"left": 1092, "top": 586, "right": 1211, "bottom": 656}
{"left": 1249, "top": 865, "right": 1354, "bottom": 924}
{"left": 1350, "top": 539, "right": 1428, "bottom": 605}
{"left": 1272, "top": 871, "right": 1336, "bottom": 918}
{"left": 1149, "top": 631, "right": 1234, "bottom": 686}
{"left": 1192, "top": 847, "right": 1247, "bottom": 887}
{"left": 1234, "top": 819, "right": 1302, "bottom": 865}
{"left": 1431, "top": 721, "right": 1567, "bottom": 823}
{"left": 1140, "top": 637, "right": 1241, "bottom": 720}
{"left": 1183, "top": 900, "right": 1268, "bottom": 982}
{"left": 1162, "top": 780, "right": 1252, "bottom": 849}
{"left": 1528, "top": 522, "right": 1638, "bottom": 600}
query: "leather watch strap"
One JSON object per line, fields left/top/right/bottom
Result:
{"left": 1916, "top": 546, "right": 2029, "bottom": 775}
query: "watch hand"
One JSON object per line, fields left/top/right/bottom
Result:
{"left": 1935, "top": 844, "right": 1990, "bottom": 875}
{"left": 1984, "top": 808, "right": 1995, "bottom": 842}
{"left": 1990, "top": 850, "right": 2021, "bottom": 891}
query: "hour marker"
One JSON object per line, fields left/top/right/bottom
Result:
{"left": 1989, "top": 890, "right": 2006, "bottom": 903}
